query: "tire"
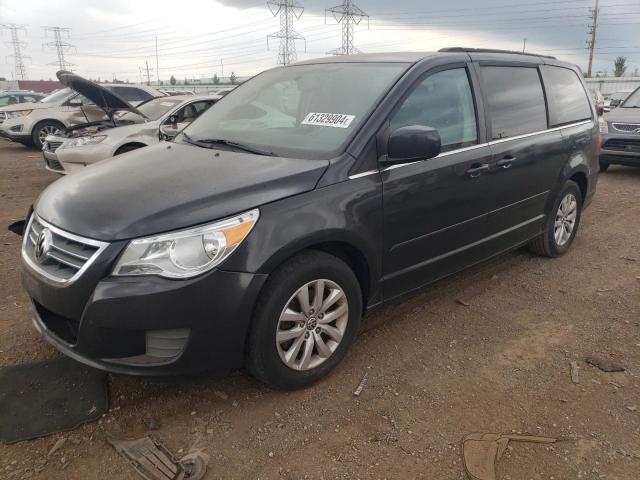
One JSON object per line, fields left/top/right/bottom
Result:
{"left": 31, "top": 120, "right": 64, "bottom": 150}
{"left": 599, "top": 160, "right": 610, "bottom": 172}
{"left": 115, "top": 144, "right": 144, "bottom": 156}
{"left": 246, "top": 250, "right": 362, "bottom": 390}
{"left": 528, "top": 180, "right": 583, "bottom": 257}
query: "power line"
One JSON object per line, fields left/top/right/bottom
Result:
{"left": 267, "top": 0, "right": 305, "bottom": 65}
{"left": 586, "top": 0, "right": 600, "bottom": 77}
{"left": 325, "top": 0, "right": 369, "bottom": 56}
{"left": 43, "top": 26, "right": 75, "bottom": 71}
{"left": 1, "top": 23, "right": 29, "bottom": 80}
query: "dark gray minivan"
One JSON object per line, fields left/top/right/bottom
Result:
{"left": 22, "top": 49, "right": 599, "bottom": 389}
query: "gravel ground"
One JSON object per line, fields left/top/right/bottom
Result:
{"left": 1, "top": 140, "right": 639, "bottom": 480}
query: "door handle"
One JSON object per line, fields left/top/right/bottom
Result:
{"left": 496, "top": 156, "right": 516, "bottom": 169}
{"left": 465, "top": 163, "right": 490, "bottom": 178}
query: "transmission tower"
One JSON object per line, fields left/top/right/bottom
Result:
{"left": 267, "top": 0, "right": 305, "bottom": 66}
{"left": 43, "top": 26, "right": 75, "bottom": 71}
{"left": 585, "top": 0, "right": 599, "bottom": 77}
{"left": 326, "top": 0, "right": 369, "bottom": 56}
{"left": 1, "top": 23, "right": 29, "bottom": 80}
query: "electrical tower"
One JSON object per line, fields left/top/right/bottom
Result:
{"left": 586, "top": 0, "right": 599, "bottom": 77}
{"left": 1, "top": 24, "right": 29, "bottom": 80}
{"left": 326, "top": 0, "right": 369, "bottom": 56}
{"left": 267, "top": 0, "right": 305, "bottom": 66}
{"left": 43, "top": 26, "right": 75, "bottom": 71}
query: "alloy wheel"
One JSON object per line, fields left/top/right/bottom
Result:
{"left": 276, "top": 279, "right": 349, "bottom": 371}
{"left": 554, "top": 193, "right": 577, "bottom": 246}
{"left": 39, "top": 125, "right": 61, "bottom": 144}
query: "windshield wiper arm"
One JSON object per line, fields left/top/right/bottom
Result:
{"left": 184, "top": 136, "right": 275, "bottom": 156}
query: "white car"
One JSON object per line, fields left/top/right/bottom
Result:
{"left": 43, "top": 94, "right": 220, "bottom": 174}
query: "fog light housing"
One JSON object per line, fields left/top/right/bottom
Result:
{"left": 102, "top": 328, "right": 190, "bottom": 366}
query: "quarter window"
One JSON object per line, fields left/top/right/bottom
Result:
{"left": 390, "top": 68, "right": 478, "bottom": 152}
{"left": 481, "top": 66, "right": 547, "bottom": 140}
{"left": 541, "top": 66, "right": 592, "bottom": 126}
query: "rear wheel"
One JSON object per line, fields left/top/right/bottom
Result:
{"left": 246, "top": 250, "right": 362, "bottom": 390}
{"left": 528, "top": 180, "right": 582, "bottom": 257}
{"left": 32, "top": 121, "right": 64, "bottom": 150}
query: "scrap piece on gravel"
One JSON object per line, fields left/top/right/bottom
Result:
{"left": 585, "top": 355, "right": 626, "bottom": 372}
{"left": 107, "top": 434, "right": 185, "bottom": 480}
{"left": 7, "top": 219, "right": 25, "bottom": 236}
{"left": 462, "top": 433, "right": 556, "bottom": 480}
{"left": 570, "top": 361, "right": 580, "bottom": 384}
{"left": 0, "top": 357, "right": 108, "bottom": 444}
{"left": 353, "top": 373, "right": 368, "bottom": 397}
{"left": 180, "top": 451, "right": 209, "bottom": 480}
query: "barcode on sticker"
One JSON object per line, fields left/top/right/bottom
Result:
{"left": 301, "top": 112, "right": 355, "bottom": 129}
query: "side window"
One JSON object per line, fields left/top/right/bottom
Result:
{"left": 111, "top": 87, "right": 153, "bottom": 102}
{"left": 192, "top": 101, "right": 213, "bottom": 115}
{"left": 480, "top": 66, "right": 547, "bottom": 140}
{"left": 390, "top": 68, "right": 477, "bottom": 152}
{"left": 541, "top": 66, "right": 592, "bottom": 126}
{"left": 22, "top": 95, "right": 38, "bottom": 103}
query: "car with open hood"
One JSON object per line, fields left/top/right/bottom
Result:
{"left": 21, "top": 49, "right": 599, "bottom": 389}
{"left": 0, "top": 71, "right": 164, "bottom": 149}
{"left": 599, "top": 86, "right": 640, "bottom": 171}
{"left": 42, "top": 94, "right": 220, "bottom": 174}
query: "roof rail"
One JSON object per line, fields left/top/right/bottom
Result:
{"left": 438, "top": 47, "right": 556, "bottom": 60}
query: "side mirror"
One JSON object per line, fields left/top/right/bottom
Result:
{"left": 159, "top": 124, "right": 179, "bottom": 141}
{"left": 68, "top": 98, "right": 83, "bottom": 107}
{"left": 386, "top": 125, "right": 441, "bottom": 164}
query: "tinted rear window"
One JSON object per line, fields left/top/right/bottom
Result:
{"left": 110, "top": 86, "right": 154, "bottom": 102}
{"left": 541, "top": 66, "right": 592, "bottom": 126}
{"left": 481, "top": 66, "right": 547, "bottom": 140}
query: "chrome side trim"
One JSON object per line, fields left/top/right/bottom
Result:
{"left": 21, "top": 215, "right": 109, "bottom": 287}
{"left": 379, "top": 119, "right": 595, "bottom": 174}
{"left": 348, "top": 169, "right": 379, "bottom": 180}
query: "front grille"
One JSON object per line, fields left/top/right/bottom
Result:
{"left": 22, "top": 215, "right": 108, "bottom": 285}
{"left": 611, "top": 123, "right": 640, "bottom": 134}
{"left": 603, "top": 138, "right": 640, "bottom": 153}
{"left": 45, "top": 156, "right": 65, "bottom": 172}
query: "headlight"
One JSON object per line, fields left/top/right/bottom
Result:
{"left": 599, "top": 119, "right": 609, "bottom": 134}
{"left": 6, "top": 110, "right": 32, "bottom": 118}
{"left": 113, "top": 209, "right": 259, "bottom": 278}
{"left": 61, "top": 135, "right": 107, "bottom": 149}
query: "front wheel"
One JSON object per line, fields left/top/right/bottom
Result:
{"left": 32, "top": 121, "right": 64, "bottom": 150}
{"left": 528, "top": 180, "right": 583, "bottom": 257}
{"left": 246, "top": 250, "right": 362, "bottom": 390}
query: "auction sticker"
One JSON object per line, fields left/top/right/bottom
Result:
{"left": 301, "top": 112, "right": 355, "bottom": 129}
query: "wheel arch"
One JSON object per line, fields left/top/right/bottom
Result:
{"left": 114, "top": 142, "right": 147, "bottom": 155}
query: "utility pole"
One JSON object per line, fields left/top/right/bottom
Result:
{"left": 43, "top": 26, "right": 74, "bottom": 71}
{"left": 267, "top": 0, "right": 305, "bottom": 66}
{"left": 1, "top": 23, "right": 29, "bottom": 80}
{"left": 522, "top": 38, "right": 527, "bottom": 53}
{"left": 155, "top": 36, "right": 159, "bottom": 84}
{"left": 145, "top": 61, "right": 151, "bottom": 85}
{"left": 586, "top": 0, "right": 599, "bottom": 77}
{"left": 325, "top": 0, "right": 369, "bottom": 56}
{"left": 220, "top": 59, "right": 224, "bottom": 78}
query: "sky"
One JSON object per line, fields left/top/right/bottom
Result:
{"left": 0, "top": 0, "right": 638, "bottom": 82}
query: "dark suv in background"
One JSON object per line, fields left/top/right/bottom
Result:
{"left": 21, "top": 48, "right": 599, "bottom": 389}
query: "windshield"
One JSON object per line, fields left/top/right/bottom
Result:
{"left": 120, "top": 97, "right": 181, "bottom": 122}
{"left": 40, "top": 88, "right": 74, "bottom": 103}
{"left": 182, "top": 62, "right": 408, "bottom": 159}
{"left": 621, "top": 88, "right": 640, "bottom": 108}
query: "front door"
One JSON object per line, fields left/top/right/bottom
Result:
{"left": 381, "top": 66, "right": 495, "bottom": 299}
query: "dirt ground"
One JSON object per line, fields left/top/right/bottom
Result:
{"left": 0, "top": 139, "right": 639, "bottom": 480}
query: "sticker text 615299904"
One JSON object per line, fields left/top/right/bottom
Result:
{"left": 301, "top": 112, "right": 355, "bottom": 129}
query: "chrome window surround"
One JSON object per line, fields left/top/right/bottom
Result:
{"left": 21, "top": 214, "right": 109, "bottom": 287}
{"left": 348, "top": 119, "right": 594, "bottom": 178}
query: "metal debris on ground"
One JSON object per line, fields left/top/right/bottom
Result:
{"left": 107, "top": 434, "right": 185, "bottom": 480}
{"left": 456, "top": 298, "right": 471, "bottom": 307}
{"left": 48, "top": 437, "right": 66, "bottom": 457}
{"left": 353, "top": 373, "right": 368, "bottom": 397}
{"left": 570, "top": 361, "right": 580, "bottom": 384}
{"left": 585, "top": 355, "right": 626, "bottom": 372}
{"left": 180, "top": 451, "right": 209, "bottom": 480}
{"left": 462, "top": 433, "right": 556, "bottom": 480}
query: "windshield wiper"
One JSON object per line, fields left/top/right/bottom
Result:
{"left": 182, "top": 133, "right": 274, "bottom": 156}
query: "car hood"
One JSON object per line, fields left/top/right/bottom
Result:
{"left": 604, "top": 108, "right": 640, "bottom": 123}
{"left": 57, "top": 70, "right": 147, "bottom": 118}
{"left": 35, "top": 142, "right": 329, "bottom": 241}
{"left": 0, "top": 101, "right": 56, "bottom": 112}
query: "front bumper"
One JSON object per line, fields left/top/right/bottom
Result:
{"left": 23, "top": 257, "right": 268, "bottom": 376}
{"left": 600, "top": 132, "right": 640, "bottom": 165}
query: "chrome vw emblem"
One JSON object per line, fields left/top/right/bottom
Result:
{"left": 34, "top": 228, "right": 53, "bottom": 263}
